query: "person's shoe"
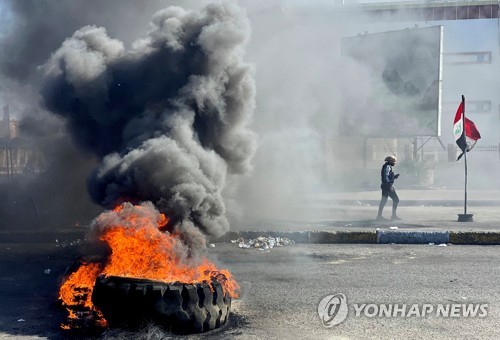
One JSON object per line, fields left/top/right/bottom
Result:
{"left": 376, "top": 215, "right": 388, "bottom": 221}
{"left": 391, "top": 215, "right": 402, "bottom": 221}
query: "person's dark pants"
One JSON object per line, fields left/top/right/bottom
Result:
{"left": 377, "top": 184, "right": 399, "bottom": 217}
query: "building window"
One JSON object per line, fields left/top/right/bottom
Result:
{"left": 444, "top": 51, "right": 492, "bottom": 64}
{"left": 443, "top": 100, "right": 491, "bottom": 113}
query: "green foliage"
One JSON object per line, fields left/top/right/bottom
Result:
{"left": 397, "top": 158, "right": 434, "bottom": 185}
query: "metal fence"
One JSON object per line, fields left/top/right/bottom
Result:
{"left": 445, "top": 144, "right": 500, "bottom": 163}
{"left": 420, "top": 145, "right": 500, "bottom": 163}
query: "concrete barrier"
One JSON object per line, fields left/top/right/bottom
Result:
{"left": 309, "top": 231, "right": 377, "bottom": 244}
{"left": 377, "top": 231, "right": 449, "bottom": 244}
{"left": 212, "top": 230, "right": 500, "bottom": 245}
{"left": 2, "top": 229, "right": 500, "bottom": 246}
{"left": 449, "top": 231, "right": 500, "bottom": 245}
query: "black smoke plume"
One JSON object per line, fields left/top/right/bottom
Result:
{"left": 40, "top": 2, "right": 256, "bottom": 237}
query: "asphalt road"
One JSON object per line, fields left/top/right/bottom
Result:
{"left": 208, "top": 244, "right": 500, "bottom": 340}
{"left": 0, "top": 242, "right": 499, "bottom": 339}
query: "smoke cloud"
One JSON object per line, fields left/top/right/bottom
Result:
{"left": 0, "top": 0, "right": 206, "bottom": 231}
{"left": 0, "top": 0, "right": 199, "bottom": 83}
{"left": 2, "top": 1, "right": 499, "bottom": 233}
{"left": 40, "top": 2, "right": 256, "bottom": 237}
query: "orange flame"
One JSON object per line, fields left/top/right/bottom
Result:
{"left": 58, "top": 262, "right": 108, "bottom": 328}
{"left": 58, "top": 202, "right": 239, "bottom": 329}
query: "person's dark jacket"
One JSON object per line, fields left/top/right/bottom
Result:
{"left": 381, "top": 163, "right": 395, "bottom": 185}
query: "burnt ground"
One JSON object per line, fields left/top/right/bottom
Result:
{"left": 0, "top": 238, "right": 250, "bottom": 340}
{"left": 0, "top": 237, "right": 251, "bottom": 340}
{"left": 0, "top": 241, "right": 81, "bottom": 339}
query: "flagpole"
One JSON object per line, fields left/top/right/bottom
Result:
{"left": 462, "top": 95, "right": 467, "bottom": 216}
{"left": 457, "top": 95, "right": 473, "bottom": 222}
{"left": 456, "top": 94, "right": 480, "bottom": 222}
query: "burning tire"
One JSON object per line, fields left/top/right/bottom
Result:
{"left": 91, "top": 275, "right": 231, "bottom": 334}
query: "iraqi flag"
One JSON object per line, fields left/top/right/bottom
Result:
{"left": 453, "top": 99, "right": 481, "bottom": 161}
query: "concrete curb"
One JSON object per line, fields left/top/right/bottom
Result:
{"left": 377, "top": 231, "right": 449, "bottom": 244}
{"left": 449, "top": 231, "right": 500, "bottom": 245}
{"left": 238, "top": 230, "right": 378, "bottom": 244}
{"left": 212, "top": 230, "right": 500, "bottom": 245}
{"left": 1, "top": 229, "right": 500, "bottom": 245}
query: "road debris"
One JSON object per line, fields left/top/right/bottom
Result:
{"left": 232, "top": 236, "right": 295, "bottom": 250}
{"left": 55, "top": 239, "right": 83, "bottom": 248}
{"left": 429, "top": 243, "right": 448, "bottom": 247}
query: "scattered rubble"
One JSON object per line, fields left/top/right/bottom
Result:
{"left": 55, "top": 239, "right": 83, "bottom": 248}
{"left": 429, "top": 243, "right": 449, "bottom": 247}
{"left": 232, "top": 236, "right": 295, "bottom": 250}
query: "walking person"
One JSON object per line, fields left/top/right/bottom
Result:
{"left": 377, "top": 155, "right": 401, "bottom": 221}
